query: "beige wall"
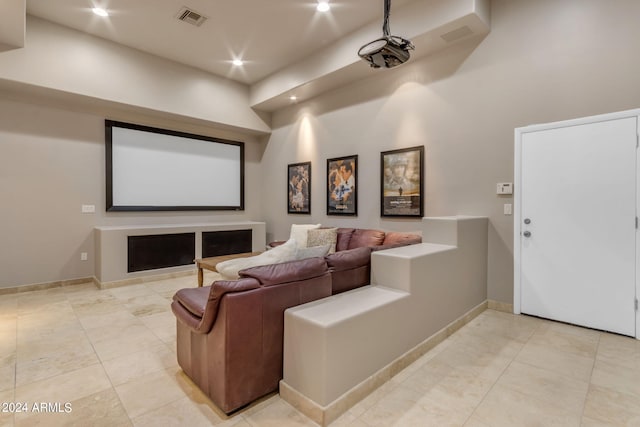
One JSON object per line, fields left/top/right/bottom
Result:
{"left": 262, "top": 0, "right": 640, "bottom": 303}
{"left": 0, "top": 98, "right": 265, "bottom": 289}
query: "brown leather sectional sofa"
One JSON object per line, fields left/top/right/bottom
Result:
{"left": 171, "top": 228, "right": 421, "bottom": 413}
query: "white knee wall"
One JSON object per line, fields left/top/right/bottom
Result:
{"left": 282, "top": 216, "right": 488, "bottom": 416}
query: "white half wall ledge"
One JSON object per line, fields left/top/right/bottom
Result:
{"left": 0, "top": 16, "right": 271, "bottom": 136}
{"left": 0, "top": 79, "right": 272, "bottom": 138}
{"left": 281, "top": 215, "right": 489, "bottom": 425}
{"left": 0, "top": 0, "right": 25, "bottom": 51}
{"left": 250, "top": 0, "right": 490, "bottom": 112}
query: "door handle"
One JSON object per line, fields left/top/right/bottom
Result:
{"left": 523, "top": 231, "right": 531, "bottom": 238}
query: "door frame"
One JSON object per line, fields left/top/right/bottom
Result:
{"left": 513, "top": 108, "right": 640, "bottom": 339}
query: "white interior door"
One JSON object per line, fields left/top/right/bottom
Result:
{"left": 520, "top": 117, "right": 637, "bottom": 337}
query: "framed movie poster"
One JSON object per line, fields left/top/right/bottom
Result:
{"left": 381, "top": 146, "right": 424, "bottom": 217}
{"left": 288, "top": 162, "right": 311, "bottom": 214}
{"left": 327, "top": 155, "right": 357, "bottom": 216}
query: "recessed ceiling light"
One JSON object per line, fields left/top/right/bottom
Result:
{"left": 289, "top": 95, "right": 297, "bottom": 101}
{"left": 92, "top": 7, "right": 109, "bottom": 17}
{"left": 232, "top": 59, "right": 244, "bottom": 66}
{"left": 317, "top": 1, "right": 330, "bottom": 12}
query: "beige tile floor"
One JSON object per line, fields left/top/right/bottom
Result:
{"left": 1, "top": 271, "right": 639, "bottom": 426}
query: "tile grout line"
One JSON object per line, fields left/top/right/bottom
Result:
{"left": 87, "top": 277, "right": 216, "bottom": 425}
{"left": 67, "top": 285, "right": 137, "bottom": 426}
{"left": 578, "top": 331, "right": 602, "bottom": 425}
{"left": 461, "top": 313, "right": 542, "bottom": 426}
{"left": 12, "top": 297, "right": 18, "bottom": 427}
{"left": 12, "top": 288, "right": 104, "bottom": 424}
{"left": 503, "top": 318, "right": 602, "bottom": 390}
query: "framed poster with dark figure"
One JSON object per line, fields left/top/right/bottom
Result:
{"left": 327, "top": 155, "right": 357, "bottom": 216}
{"left": 287, "top": 162, "right": 311, "bottom": 214}
{"left": 381, "top": 146, "right": 424, "bottom": 217}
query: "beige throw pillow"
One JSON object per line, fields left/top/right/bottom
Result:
{"left": 289, "top": 223, "right": 321, "bottom": 248}
{"left": 307, "top": 228, "right": 338, "bottom": 254}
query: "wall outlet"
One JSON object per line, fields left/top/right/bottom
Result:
{"left": 80, "top": 252, "right": 88, "bottom": 261}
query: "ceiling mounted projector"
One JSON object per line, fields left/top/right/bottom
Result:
{"left": 358, "top": 0, "right": 414, "bottom": 68}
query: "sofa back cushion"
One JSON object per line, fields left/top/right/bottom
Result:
{"left": 336, "top": 228, "right": 355, "bottom": 251}
{"left": 240, "top": 257, "right": 328, "bottom": 287}
{"left": 347, "top": 229, "right": 386, "bottom": 249}
{"left": 325, "top": 246, "right": 372, "bottom": 272}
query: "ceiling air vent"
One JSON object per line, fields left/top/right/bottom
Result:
{"left": 176, "top": 6, "right": 207, "bottom": 27}
{"left": 440, "top": 25, "right": 473, "bottom": 43}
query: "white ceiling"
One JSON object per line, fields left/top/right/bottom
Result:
{"left": 26, "top": 0, "right": 413, "bottom": 85}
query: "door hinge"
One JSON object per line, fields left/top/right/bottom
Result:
{"left": 635, "top": 298, "right": 638, "bottom": 311}
{"left": 636, "top": 217, "right": 638, "bottom": 229}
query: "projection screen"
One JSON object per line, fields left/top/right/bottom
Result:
{"left": 106, "top": 120, "right": 244, "bottom": 211}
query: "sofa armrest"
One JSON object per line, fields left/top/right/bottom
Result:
{"left": 172, "top": 278, "right": 260, "bottom": 334}
{"left": 325, "top": 246, "right": 372, "bottom": 272}
{"left": 267, "top": 240, "right": 287, "bottom": 249}
{"left": 381, "top": 232, "right": 422, "bottom": 247}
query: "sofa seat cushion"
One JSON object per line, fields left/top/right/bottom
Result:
{"left": 240, "top": 257, "right": 328, "bottom": 287}
{"left": 347, "top": 229, "right": 386, "bottom": 249}
{"left": 326, "top": 246, "right": 372, "bottom": 272}
{"left": 174, "top": 286, "right": 210, "bottom": 318}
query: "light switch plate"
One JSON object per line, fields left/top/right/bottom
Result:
{"left": 496, "top": 183, "right": 513, "bottom": 195}
{"left": 81, "top": 204, "right": 96, "bottom": 213}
